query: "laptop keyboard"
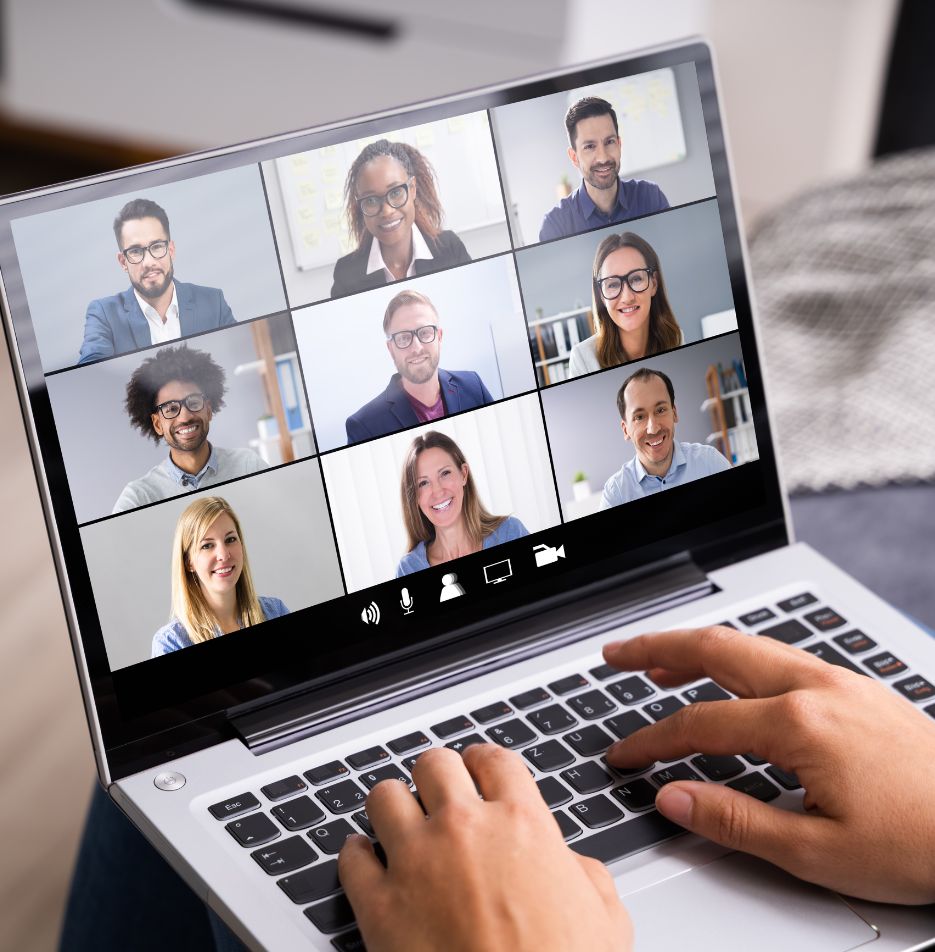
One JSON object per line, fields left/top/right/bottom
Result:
{"left": 205, "top": 593, "right": 935, "bottom": 950}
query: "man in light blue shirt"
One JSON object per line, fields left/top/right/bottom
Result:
{"left": 600, "top": 367, "right": 730, "bottom": 509}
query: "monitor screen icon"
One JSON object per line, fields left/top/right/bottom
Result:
{"left": 483, "top": 558, "right": 513, "bottom": 585}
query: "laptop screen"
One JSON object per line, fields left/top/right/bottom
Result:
{"left": 0, "top": 41, "right": 784, "bottom": 772}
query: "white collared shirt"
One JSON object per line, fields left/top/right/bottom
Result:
{"left": 133, "top": 282, "right": 181, "bottom": 346}
{"left": 365, "top": 224, "right": 434, "bottom": 282}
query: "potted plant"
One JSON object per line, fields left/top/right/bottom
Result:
{"left": 572, "top": 471, "right": 591, "bottom": 501}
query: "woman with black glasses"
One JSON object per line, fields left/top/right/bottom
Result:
{"left": 568, "top": 232, "right": 683, "bottom": 377}
{"left": 330, "top": 139, "right": 471, "bottom": 298}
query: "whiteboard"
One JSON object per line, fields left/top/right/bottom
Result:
{"left": 569, "top": 68, "right": 686, "bottom": 175}
{"left": 274, "top": 111, "right": 507, "bottom": 272}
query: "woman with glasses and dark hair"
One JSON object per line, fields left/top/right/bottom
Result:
{"left": 567, "top": 232, "right": 683, "bottom": 377}
{"left": 396, "top": 430, "right": 527, "bottom": 576}
{"left": 330, "top": 139, "right": 472, "bottom": 298}
{"left": 152, "top": 495, "right": 288, "bottom": 656}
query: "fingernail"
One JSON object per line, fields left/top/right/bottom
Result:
{"left": 656, "top": 787, "right": 694, "bottom": 827}
{"left": 603, "top": 640, "right": 623, "bottom": 654}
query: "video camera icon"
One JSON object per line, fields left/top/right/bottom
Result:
{"left": 533, "top": 543, "right": 565, "bottom": 568}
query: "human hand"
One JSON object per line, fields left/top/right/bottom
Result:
{"left": 603, "top": 625, "right": 935, "bottom": 903}
{"left": 338, "top": 743, "right": 632, "bottom": 952}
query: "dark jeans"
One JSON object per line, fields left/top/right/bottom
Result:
{"left": 60, "top": 784, "right": 248, "bottom": 952}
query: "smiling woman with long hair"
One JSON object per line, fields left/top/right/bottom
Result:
{"left": 151, "top": 496, "right": 289, "bottom": 655}
{"left": 331, "top": 139, "right": 472, "bottom": 297}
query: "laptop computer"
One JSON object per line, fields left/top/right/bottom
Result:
{"left": 2, "top": 37, "right": 934, "bottom": 951}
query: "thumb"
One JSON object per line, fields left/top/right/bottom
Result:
{"left": 655, "top": 781, "right": 827, "bottom": 880}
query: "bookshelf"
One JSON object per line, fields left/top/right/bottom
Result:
{"left": 528, "top": 306, "right": 596, "bottom": 385}
{"left": 702, "top": 363, "right": 757, "bottom": 465}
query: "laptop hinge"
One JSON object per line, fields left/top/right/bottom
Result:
{"left": 230, "top": 553, "right": 717, "bottom": 754}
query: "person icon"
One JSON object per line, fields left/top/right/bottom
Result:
{"left": 439, "top": 572, "right": 465, "bottom": 601}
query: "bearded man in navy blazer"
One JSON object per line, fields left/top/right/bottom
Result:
{"left": 77, "top": 198, "right": 236, "bottom": 366}
{"left": 345, "top": 289, "right": 493, "bottom": 444}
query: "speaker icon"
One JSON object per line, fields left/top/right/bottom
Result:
{"left": 360, "top": 602, "right": 381, "bottom": 625}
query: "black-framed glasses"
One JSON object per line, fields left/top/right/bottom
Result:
{"left": 357, "top": 179, "right": 413, "bottom": 217}
{"left": 122, "top": 240, "right": 170, "bottom": 264}
{"left": 154, "top": 392, "right": 206, "bottom": 419}
{"left": 598, "top": 267, "right": 655, "bottom": 299}
{"left": 387, "top": 324, "right": 437, "bottom": 349}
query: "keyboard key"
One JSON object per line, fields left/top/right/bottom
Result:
{"left": 271, "top": 796, "right": 327, "bottom": 831}
{"left": 604, "top": 710, "right": 652, "bottom": 740}
{"left": 260, "top": 776, "right": 307, "bottom": 802}
{"left": 894, "top": 675, "right": 935, "bottom": 702}
{"left": 643, "top": 697, "right": 685, "bottom": 721}
{"left": 804, "top": 607, "right": 847, "bottom": 632}
{"left": 690, "top": 754, "right": 745, "bottom": 781}
{"left": 832, "top": 629, "right": 877, "bottom": 654}
{"left": 548, "top": 673, "right": 589, "bottom": 695}
{"left": 226, "top": 812, "right": 280, "bottom": 847}
{"left": 308, "top": 818, "right": 357, "bottom": 854}
{"left": 611, "top": 778, "right": 658, "bottom": 812}
{"left": 589, "top": 662, "right": 618, "bottom": 681}
{"left": 864, "top": 652, "right": 908, "bottom": 678}
{"left": 305, "top": 761, "right": 350, "bottom": 786}
{"left": 402, "top": 753, "right": 427, "bottom": 773}
{"left": 278, "top": 859, "right": 341, "bottom": 904}
{"left": 726, "top": 772, "right": 781, "bottom": 802}
{"left": 470, "top": 701, "right": 513, "bottom": 723}
{"left": 486, "top": 718, "right": 537, "bottom": 749}
{"left": 651, "top": 763, "right": 702, "bottom": 787}
{"left": 509, "top": 687, "right": 551, "bottom": 709}
{"left": 553, "top": 810, "right": 582, "bottom": 841}
{"left": 742, "top": 753, "right": 767, "bottom": 766}
{"left": 358, "top": 764, "right": 411, "bottom": 789}
{"left": 386, "top": 731, "right": 430, "bottom": 755}
{"left": 251, "top": 836, "right": 316, "bottom": 875}
{"left": 569, "top": 794, "right": 624, "bottom": 829}
{"left": 717, "top": 621, "right": 738, "bottom": 629}
{"left": 765, "top": 765, "right": 801, "bottom": 790}
{"left": 925, "top": 703, "right": 935, "bottom": 720}
{"left": 803, "top": 642, "right": 865, "bottom": 675}
{"left": 446, "top": 733, "right": 487, "bottom": 753}
{"left": 537, "top": 776, "right": 572, "bottom": 809}
{"left": 561, "top": 761, "right": 614, "bottom": 795}
{"left": 682, "top": 682, "right": 731, "bottom": 703}
{"left": 352, "top": 810, "right": 373, "bottom": 837}
{"left": 209, "top": 792, "right": 259, "bottom": 820}
{"left": 317, "top": 780, "right": 367, "bottom": 814}
{"left": 527, "top": 704, "right": 577, "bottom": 734}
{"left": 738, "top": 608, "right": 776, "bottom": 626}
{"left": 607, "top": 675, "right": 654, "bottom": 705}
{"left": 332, "top": 928, "right": 366, "bottom": 951}
{"left": 563, "top": 724, "right": 614, "bottom": 758}
{"left": 523, "top": 739, "right": 574, "bottom": 772}
{"left": 571, "top": 811, "right": 683, "bottom": 862}
{"left": 345, "top": 746, "right": 389, "bottom": 771}
{"left": 758, "top": 619, "right": 810, "bottom": 645}
{"left": 777, "top": 592, "right": 818, "bottom": 612}
{"left": 567, "top": 689, "right": 616, "bottom": 720}
{"left": 431, "top": 715, "right": 474, "bottom": 739}
{"left": 304, "top": 893, "right": 355, "bottom": 934}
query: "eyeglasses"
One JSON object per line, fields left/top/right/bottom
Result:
{"left": 387, "top": 324, "right": 437, "bottom": 349}
{"left": 154, "top": 392, "right": 206, "bottom": 419}
{"left": 122, "top": 240, "right": 170, "bottom": 264}
{"left": 357, "top": 180, "right": 413, "bottom": 218}
{"left": 598, "top": 267, "right": 656, "bottom": 299}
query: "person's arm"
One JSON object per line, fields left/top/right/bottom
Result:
{"left": 476, "top": 373, "right": 493, "bottom": 405}
{"left": 339, "top": 745, "right": 632, "bottom": 952}
{"left": 538, "top": 209, "right": 562, "bottom": 243}
{"left": 218, "top": 291, "right": 236, "bottom": 327}
{"left": 345, "top": 414, "right": 368, "bottom": 445}
{"left": 78, "top": 300, "right": 115, "bottom": 366}
{"left": 604, "top": 626, "right": 935, "bottom": 904}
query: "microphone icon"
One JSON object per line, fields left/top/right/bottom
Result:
{"left": 400, "top": 587, "right": 414, "bottom": 615}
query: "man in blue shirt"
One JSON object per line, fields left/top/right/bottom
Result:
{"left": 539, "top": 97, "right": 669, "bottom": 243}
{"left": 600, "top": 367, "right": 730, "bottom": 509}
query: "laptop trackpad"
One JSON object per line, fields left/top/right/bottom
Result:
{"left": 623, "top": 852, "right": 878, "bottom": 950}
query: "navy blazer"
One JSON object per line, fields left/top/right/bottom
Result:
{"left": 77, "top": 280, "right": 236, "bottom": 365}
{"left": 345, "top": 369, "right": 493, "bottom": 444}
{"left": 330, "top": 230, "right": 471, "bottom": 298}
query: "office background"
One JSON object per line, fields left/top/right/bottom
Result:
{"left": 297, "top": 255, "right": 536, "bottom": 451}
{"left": 46, "top": 314, "right": 310, "bottom": 524}
{"left": 80, "top": 459, "right": 343, "bottom": 671}
{"left": 11, "top": 164, "right": 287, "bottom": 374}
{"left": 321, "top": 393, "right": 561, "bottom": 592}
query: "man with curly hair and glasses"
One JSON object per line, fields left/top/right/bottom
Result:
{"left": 113, "top": 345, "right": 266, "bottom": 513}
{"left": 78, "top": 198, "right": 236, "bottom": 366}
